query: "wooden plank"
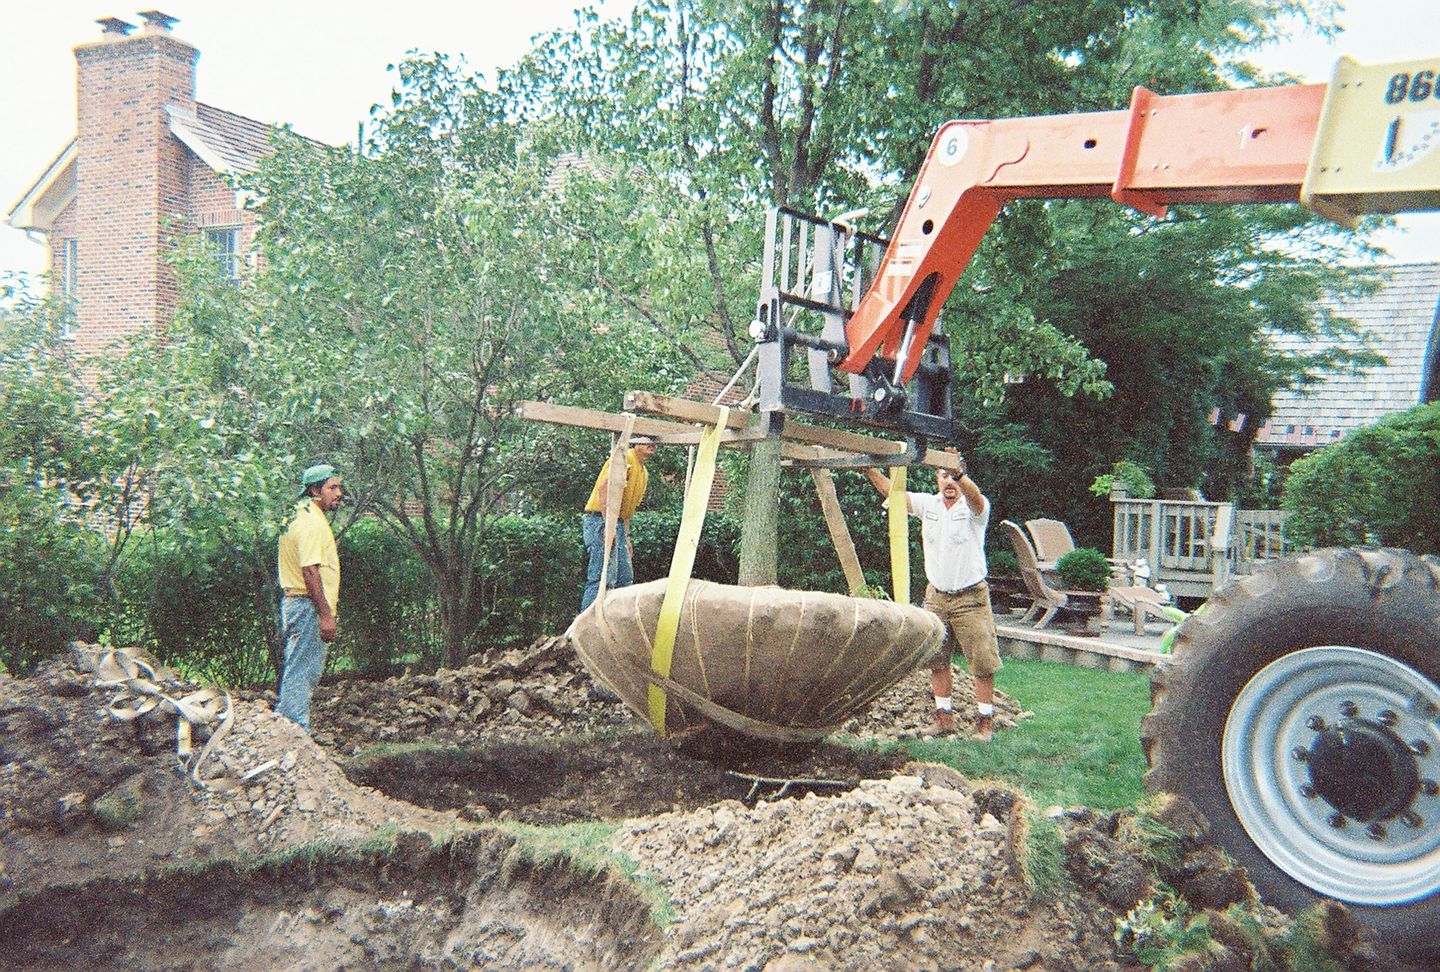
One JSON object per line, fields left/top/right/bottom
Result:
{"left": 623, "top": 391, "right": 755, "bottom": 430}
{"left": 518, "top": 401, "right": 761, "bottom": 448}
{"left": 538, "top": 394, "right": 964, "bottom": 471}
{"left": 516, "top": 401, "right": 696, "bottom": 439}
{"left": 810, "top": 468, "right": 866, "bottom": 594}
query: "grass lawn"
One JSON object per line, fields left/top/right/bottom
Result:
{"left": 885, "top": 657, "right": 1153, "bottom": 812}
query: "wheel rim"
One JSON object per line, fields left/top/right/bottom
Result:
{"left": 1223, "top": 645, "right": 1440, "bottom": 906}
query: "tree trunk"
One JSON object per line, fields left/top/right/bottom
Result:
{"left": 738, "top": 437, "right": 783, "bottom": 585}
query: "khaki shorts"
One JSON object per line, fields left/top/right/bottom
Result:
{"left": 923, "top": 582, "right": 1003, "bottom": 678}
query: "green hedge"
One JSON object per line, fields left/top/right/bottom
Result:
{"left": 3, "top": 488, "right": 937, "bottom": 679}
{"left": 1281, "top": 402, "right": 1440, "bottom": 554}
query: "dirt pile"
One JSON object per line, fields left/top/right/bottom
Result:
{"left": 3, "top": 646, "right": 1407, "bottom": 972}
{"left": 0, "top": 653, "right": 456, "bottom": 910}
{"left": 299, "top": 636, "right": 639, "bottom": 756}
{"left": 613, "top": 762, "right": 1124, "bottom": 972}
{"left": 840, "top": 668, "right": 1027, "bottom": 741}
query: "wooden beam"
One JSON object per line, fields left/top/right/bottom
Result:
{"left": 810, "top": 468, "right": 866, "bottom": 594}
{"left": 517, "top": 401, "right": 759, "bottom": 448}
{"left": 526, "top": 395, "right": 964, "bottom": 471}
{"left": 623, "top": 391, "right": 755, "bottom": 430}
{"left": 516, "top": 401, "right": 693, "bottom": 439}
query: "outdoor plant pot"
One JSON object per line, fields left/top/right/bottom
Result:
{"left": 1064, "top": 591, "right": 1104, "bottom": 635}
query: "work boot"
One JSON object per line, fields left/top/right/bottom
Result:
{"left": 971, "top": 714, "right": 994, "bottom": 743}
{"left": 921, "top": 708, "right": 956, "bottom": 737}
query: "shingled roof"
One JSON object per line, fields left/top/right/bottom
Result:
{"left": 165, "top": 103, "right": 278, "bottom": 174}
{"left": 1255, "top": 262, "right": 1440, "bottom": 451}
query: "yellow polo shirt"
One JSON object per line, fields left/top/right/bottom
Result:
{"left": 583, "top": 449, "right": 649, "bottom": 521}
{"left": 278, "top": 499, "right": 340, "bottom": 613}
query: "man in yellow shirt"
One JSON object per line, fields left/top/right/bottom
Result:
{"left": 275, "top": 463, "right": 343, "bottom": 732}
{"left": 580, "top": 436, "right": 657, "bottom": 610}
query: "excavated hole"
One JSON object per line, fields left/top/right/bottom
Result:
{"left": 0, "top": 830, "right": 662, "bottom": 972}
{"left": 343, "top": 732, "right": 909, "bottom": 824}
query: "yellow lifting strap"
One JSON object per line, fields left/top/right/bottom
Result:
{"left": 648, "top": 406, "right": 729, "bottom": 733}
{"left": 887, "top": 466, "right": 911, "bottom": 604}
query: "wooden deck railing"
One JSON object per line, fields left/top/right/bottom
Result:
{"left": 1111, "top": 497, "right": 1294, "bottom": 599}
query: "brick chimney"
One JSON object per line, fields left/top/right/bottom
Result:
{"left": 71, "top": 12, "right": 197, "bottom": 354}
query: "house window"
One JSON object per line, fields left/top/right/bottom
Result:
{"left": 205, "top": 226, "right": 241, "bottom": 282}
{"left": 59, "top": 238, "right": 78, "bottom": 338}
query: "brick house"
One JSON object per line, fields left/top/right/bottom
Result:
{"left": 1253, "top": 262, "right": 1440, "bottom": 459}
{"left": 6, "top": 12, "right": 290, "bottom": 358}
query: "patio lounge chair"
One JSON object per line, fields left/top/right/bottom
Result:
{"left": 1024, "top": 518, "right": 1075, "bottom": 569}
{"left": 1001, "top": 519, "right": 1075, "bottom": 629}
{"left": 1105, "top": 585, "right": 1173, "bottom": 635}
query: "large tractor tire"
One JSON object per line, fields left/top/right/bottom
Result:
{"left": 1143, "top": 548, "right": 1440, "bottom": 958}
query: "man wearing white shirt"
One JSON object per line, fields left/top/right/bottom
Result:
{"left": 864, "top": 458, "right": 1001, "bottom": 740}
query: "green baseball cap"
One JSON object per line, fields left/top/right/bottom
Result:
{"left": 298, "top": 463, "right": 340, "bottom": 496}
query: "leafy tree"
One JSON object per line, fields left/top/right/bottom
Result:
{"left": 87, "top": 234, "right": 353, "bottom": 680}
{"left": 1281, "top": 402, "right": 1440, "bottom": 554}
{"left": 504, "top": 0, "right": 1359, "bottom": 578}
{"left": 99, "top": 56, "right": 685, "bottom": 668}
{"left": 0, "top": 279, "right": 107, "bottom": 670}
{"left": 989, "top": 205, "right": 1377, "bottom": 544}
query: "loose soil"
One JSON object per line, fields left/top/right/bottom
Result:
{"left": 0, "top": 638, "right": 1413, "bottom": 971}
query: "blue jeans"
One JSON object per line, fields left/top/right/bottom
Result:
{"left": 581, "top": 513, "right": 633, "bottom": 611}
{"left": 276, "top": 596, "right": 326, "bottom": 733}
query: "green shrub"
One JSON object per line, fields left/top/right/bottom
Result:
{"left": 1090, "top": 460, "right": 1157, "bottom": 499}
{"left": 469, "top": 513, "right": 587, "bottom": 653}
{"left": 629, "top": 507, "right": 740, "bottom": 586}
{"left": 0, "top": 494, "right": 106, "bottom": 674}
{"left": 1055, "top": 547, "right": 1111, "bottom": 591}
{"left": 111, "top": 536, "right": 275, "bottom": 687}
{"left": 338, "top": 518, "right": 437, "bottom": 673}
{"left": 1281, "top": 402, "right": 1440, "bottom": 554}
{"left": 988, "top": 549, "right": 1020, "bottom": 578}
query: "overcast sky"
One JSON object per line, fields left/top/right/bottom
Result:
{"left": 4, "top": 1, "right": 1439, "bottom": 280}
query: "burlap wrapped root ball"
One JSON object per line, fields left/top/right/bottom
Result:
{"left": 569, "top": 579, "right": 944, "bottom": 743}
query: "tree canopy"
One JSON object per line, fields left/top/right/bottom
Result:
{"left": 504, "top": 0, "right": 1371, "bottom": 558}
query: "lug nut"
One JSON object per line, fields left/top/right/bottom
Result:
{"left": 1412, "top": 740, "right": 1432, "bottom": 757}
{"left": 1340, "top": 701, "right": 1359, "bottom": 718}
{"left": 1367, "top": 823, "right": 1387, "bottom": 840}
{"left": 1306, "top": 716, "right": 1327, "bottom": 731}
{"left": 1379, "top": 709, "right": 1399, "bottom": 727}
{"left": 1292, "top": 747, "right": 1310, "bottom": 762}
{"left": 1329, "top": 813, "right": 1347, "bottom": 830}
{"left": 1299, "top": 784, "right": 1317, "bottom": 799}
{"left": 1402, "top": 812, "right": 1424, "bottom": 829}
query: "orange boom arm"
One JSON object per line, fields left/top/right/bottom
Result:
{"left": 841, "top": 83, "right": 1328, "bottom": 381}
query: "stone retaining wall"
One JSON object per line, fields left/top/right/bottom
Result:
{"left": 995, "top": 623, "right": 1161, "bottom": 674}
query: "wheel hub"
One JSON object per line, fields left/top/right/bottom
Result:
{"left": 1222, "top": 645, "right": 1440, "bottom": 907}
{"left": 1307, "top": 718, "right": 1421, "bottom": 822}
